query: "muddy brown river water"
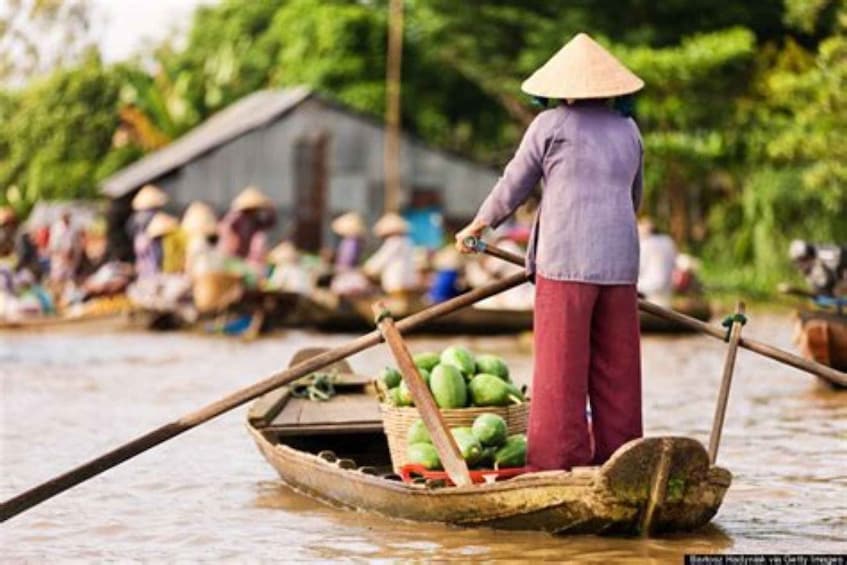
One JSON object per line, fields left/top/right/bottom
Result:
{"left": 1, "top": 312, "right": 845, "bottom": 561}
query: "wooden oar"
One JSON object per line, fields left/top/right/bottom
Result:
{"left": 373, "top": 303, "right": 472, "bottom": 486}
{"left": 464, "top": 237, "right": 847, "bottom": 387}
{"left": 0, "top": 271, "right": 530, "bottom": 522}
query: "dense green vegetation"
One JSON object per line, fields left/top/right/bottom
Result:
{"left": 1, "top": 0, "right": 844, "bottom": 295}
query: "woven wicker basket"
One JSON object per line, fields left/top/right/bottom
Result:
{"left": 379, "top": 401, "right": 530, "bottom": 472}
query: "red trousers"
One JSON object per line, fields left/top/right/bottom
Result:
{"left": 527, "top": 277, "right": 642, "bottom": 471}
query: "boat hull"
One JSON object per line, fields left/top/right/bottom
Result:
{"left": 795, "top": 310, "right": 847, "bottom": 386}
{"left": 249, "top": 426, "right": 730, "bottom": 535}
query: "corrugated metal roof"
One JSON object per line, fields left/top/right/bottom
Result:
{"left": 101, "top": 86, "right": 313, "bottom": 197}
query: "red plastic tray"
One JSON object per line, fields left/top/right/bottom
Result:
{"left": 399, "top": 464, "right": 527, "bottom": 485}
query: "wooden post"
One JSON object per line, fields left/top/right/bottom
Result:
{"left": 708, "top": 302, "right": 746, "bottom": 464}
{"left": 383, "top": 0, "right": 404, "bottom": 213}
{"left": 373, "top": 302, "right": 472, "bottom": 487}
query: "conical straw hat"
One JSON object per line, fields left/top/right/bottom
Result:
{"left": 181, "top": 201, "right": 218, "bottom": 235}
{"left": 132, "top": 184, "right": 169, "bottom": 211}
{"left": 331, "top": 211, "right": 366, "bottom": 237}
{"left": 232, "top": 186, "right": 273, "bottom": 211}
{"left": 373, "top": 212, "right": 409, "bottom": 237}
{"left": 521, "top": 33, "right": 644, "bottom": 99}
{"left": 146, "top": 212, "right": 179, "bottom": 238}
{"left": 269, "top": 241, "right": 299, "bottom": 264}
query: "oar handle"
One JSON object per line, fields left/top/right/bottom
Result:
{"left": 463, "top": 236, "right": 525, "bottom": 267}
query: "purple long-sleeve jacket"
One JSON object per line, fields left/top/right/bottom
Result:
{"left": 475, "top": 102, "right": 643, "bottom": 284}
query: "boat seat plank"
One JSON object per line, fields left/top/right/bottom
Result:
{"left": 269, "top": 394, "right": 382, "bottom": 428}
{"left": 248, "top": 387, "right": 292, "bottom": 427}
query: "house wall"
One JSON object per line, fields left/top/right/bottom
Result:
{"left": 154, "top": 98, "right": 500, "bottom": 246}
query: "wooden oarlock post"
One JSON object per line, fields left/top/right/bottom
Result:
{"left": 708, "top": 302, "right": 746, "bottom": 464}
{"left": 372, "top": 302, "right": 473, "bottom": 487}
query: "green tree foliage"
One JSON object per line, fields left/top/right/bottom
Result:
{"left": 0, "top": 53, "right": 128, "bottom": 214}
{"left": 0, "top": 0, "right": 843, "bottom": 295}
{"left": 703, "top": 2, "right": 847, "bottom": 291}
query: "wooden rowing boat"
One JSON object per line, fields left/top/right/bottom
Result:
{"left": 794, "top": 310, "right": 847, "bottom": 387}
{"left": 0, "top": 310, "right": 127, "bottom": 331}
{"left": 0, "top": 295, "right": 132, "bottom": 331}
{"left": 247, "top": 358, "right": 731, "bottom": 535}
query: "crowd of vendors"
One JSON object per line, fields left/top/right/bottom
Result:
{"left": 0, "top": 185, "right": 537, "bottom": 324}
{"left": 0, "top": 183, "right": 696, "bottom": 326}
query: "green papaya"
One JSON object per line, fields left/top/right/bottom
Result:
{"left": 503, "top": 381, "right": 526, "bottom": 404}
{"left": 468, "top": 374, "right": 511, "bottom": 407}
{"left": 397, "top": 380, "right": 414, "bottom": 406}
{"left": 451, "top": 427, "right": 483, "bottom": 465}
{"left": 429, "top": 364, "right": 467, "bottom": 408}
{"left": 475, "top": 354, "right": 510, "bottom": 381}
{"left": 418, "top": 368, "right": 430, "bottom": 386}
{"left": 471, "top": 413, "right": 508, "bottom": 447}
{"left": 407, "top": 443, "right": 442, "bottom": 470}
{"left": 380, "top": 366, "right": 402, "bottom": 389}
{"left": 475, "top": 446, "right": 497, "bottom": 469}
{"left": 407, "top": 419, "right": 431, "bottom": 444}
{"left": 440, "top": 346, "right": 476, "bottom": 377}
{"left": 413, "top": 352, "right": 441, "bottom": 372}
{"left": 388, "top": 386, "right": 405, "bottom": 406}
{"left": 494, "top": 434, "right": 527, "bottom": 468}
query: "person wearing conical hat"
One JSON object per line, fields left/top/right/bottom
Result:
{"left": 181, "top": 202, "right": 219, "bottom": 277}
{"left": 331, "top": 211, "right": 366, "bottom": 270}
{"left": 128, "top": 184, "right": 169, "bottom": 238}
{"left": 456, "top": 33, "right": 645, "bottom": 472}
{"left": 363, "top": 212, "right": 417, "bottom": 295}
{"left": 218, "top": 186, "right": 277, "bottom": 267}
{"left": 267, "top": 241, "right": 312, "bottom": 294}
{"left": 328, "top": 211, "right": 371, "bottom": 297}
{"left": 141, "top": 212, "right": 186, "bottom": 276}
{"left": 128, "top": 184, "right": 169, "bottom": 277}
{"left": 47, "top": 210, "right": 84, "bottom": 287}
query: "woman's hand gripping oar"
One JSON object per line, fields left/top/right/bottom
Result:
{"left": 0, "top": 272, "right": 530, "bottom": 523}
{"left": 462, "top": 236, "right": 847, "bottom": 387}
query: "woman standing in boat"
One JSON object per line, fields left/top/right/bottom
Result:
{"left": 457, "top": 33, "right": 645, "bottom": 471}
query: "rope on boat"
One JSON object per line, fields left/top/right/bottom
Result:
{"left": 721, "top": 313, "right": 748, "bottom": 342}
{"left": 291, "top": 371, "right": 338, "bottom": 401}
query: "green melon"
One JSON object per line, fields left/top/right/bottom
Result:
{"left": 413, "top": 352, "right": 441, "bottom": 372}
{"left": 407, "top": 419, "right": 431, "bottom": 444}
{"left": 407, "top": 443, "right": 442, "bottom": 470}
{"left": 471, "top": 413, "right": 508, "bottom": 447}
{"left": 468, "top": 373, "right": 511, "bottom": 406}
{"left": 429, "top": 364, "right": 467, "bottom": 408}
{"left": 494, "top": 434, "right": 527, "bottom": 468}
{"left": 451, "top": 427, "right": 483, "bottom": 465}
{"left": 397, "top": 380, "right": 414, "bottom": 406}
{"left": 380, "top": 366, "right": 402, "bottom": 389}
{"left": 475, "top": 354, "right": 510, "bottom": 381}
{"left": 440, "top": 346, "right": 476, "bottom": 378}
